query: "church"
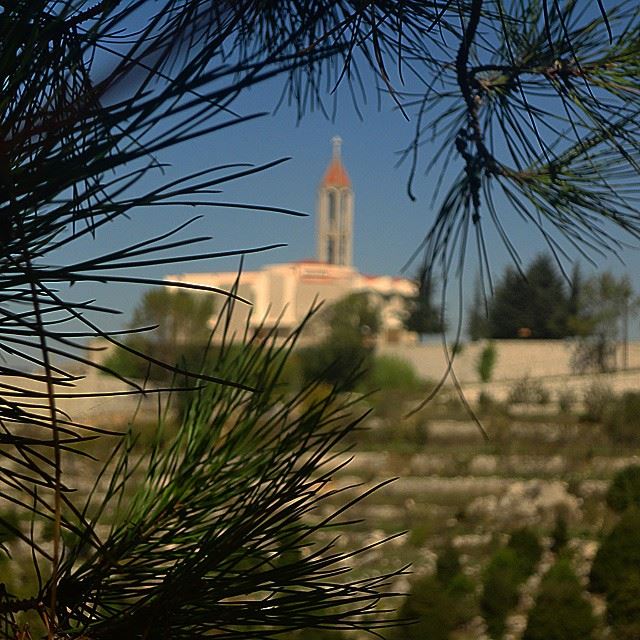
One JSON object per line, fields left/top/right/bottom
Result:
{"left": 166, "top": 138, "right": 417, "bottom": 344}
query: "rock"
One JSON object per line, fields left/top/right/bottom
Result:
{"left": 466, "top": 479, "right": 581, "bottom": 527}
{"left": 469, "top": 454, "right": 498, "bottom": 474}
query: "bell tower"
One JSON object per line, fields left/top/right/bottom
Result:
{"left": 316, "top": 136, "right": 353, "bottom": 266}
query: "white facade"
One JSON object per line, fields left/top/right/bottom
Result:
{"left": 165, "top": 139, "right": 417, "bottom": 344}
{"left": 166, "top": 261, "right": 416, "bottom": 343}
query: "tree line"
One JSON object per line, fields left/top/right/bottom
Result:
{"left": 467, "top": 254, "right": 638, "bottom": 372}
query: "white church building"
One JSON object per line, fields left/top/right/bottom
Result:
{"left": 166, "top": 138, "right": 417, "bottom": 344}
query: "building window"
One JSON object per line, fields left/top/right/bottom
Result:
{"left": 327, "top": 238, "right": 335, "bottom": 264}
{"left": 328, "top": 190, "right": 337, "bottom": 226}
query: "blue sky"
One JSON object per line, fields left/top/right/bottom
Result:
{"left": 57, "top": 59, "right": 640, "bottom": 337}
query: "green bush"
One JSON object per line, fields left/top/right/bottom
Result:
{"left": 606, "top": 570, "right": 640, "bottom": 640}
{"left": 523, "top": 558, "right": 596, "bottom": 640}
{"left": 0, "top": 508, "right": 20, "bottom": 545}
{"left": 297, "top": 292, "right": 381, "bottom": 390}
{"left": 395, "top": 568, "right": 476, "bottom": 640}
{"left": 606, "top": 465, "right": 640, "bottom": 513}
{"left": 603, "top": 392, "right": 640, "bottom": 444}
{"left": 436, "top": 545, "right": 462, "bottom": 585}
{"left": 394, "top": 575, "right": 456, "bottom": 640}
{"left": 589, "top": 508, "right": 640, "bottom": 595}
{"left": 557, "top": 388, "right": 577, "bottom": 414}
{"left": 477, "top": 341, "right": 498, "bottom": 383}
{"left": 480, "top": 548, "right": 523, "bottom": 638}
{"left": 581, "top": 381, "right": 615, "bottom": 423}
{"left": 480, "top": 532, "right": 541, "bottom": 637}
{"left": 591, "top": 491, "right": 640, "bottom": 639}
{"left": 507, "top": 527, "right": 542, "bottom": 577}
{"left": 551, "top": 512, "right": 569, "bottom": 554}
{"left": 365, "top": 355, "right": 423, "bottom": 392}
{"left": 298, "top": 340, "right": 370, "bottom": 390}
{"left": 507, "top": 376, "right": 550, "bottom": 405}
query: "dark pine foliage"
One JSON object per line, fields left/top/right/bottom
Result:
{"left": 606, "top": 465, "right": 640, "bottom": 513}
{"left": 483, "top": 255, "right": 574, "bottom": 339}
{"left": 523, "top": 558, "right": 596, "bottom": 640}
{"left": 2, "top": 1, "right": 640, "bottom": 639}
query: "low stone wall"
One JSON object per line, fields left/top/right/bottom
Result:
{"left": 380, "top": 339, "right": 640, "bottom": 384}
{"left": 2, "top": 372, "right": 167, "bottom": 428}
{"left": 460, "top": 369, "right": 640, "bottom": 404}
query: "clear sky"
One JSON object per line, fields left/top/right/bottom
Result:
{"left": 56, "top": 61, "right": 640, "bottom": 338}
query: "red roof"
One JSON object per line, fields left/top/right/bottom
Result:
{"left": 321, "top": 136, "right": 351, "bottom": 188}
{"left": 321, "top": 158, "right": 351, "bottom": 188}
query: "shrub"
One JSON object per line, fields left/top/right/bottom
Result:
{"left": 0, "top": 508, "right": 20, "bottom": 545}
{"left": 477, "top": 390, "right": 508, "bottom": 417}
{"left": 606, "top": 465, "right": 640, "bottom": 513}
{"left": 436, "top": 545, "right": 462, "bottom": 585}
{"left": 298, "top": 340, "right": 370, "bottom": 390}
{"left": 507, "top": 376, "right": 550, "bottom": 405}
{"left": 603, "top": 392, "right": 640, "bottom": 444}
{"left": 476, "top": 341, "right": 498, "bottom": 383}
{"left": 581, "top": 381, "right": 615, "bottom": 422}
{"left": 551, "top": 512, "right": 569, "bottom": 554}
{"left": 589, "top": 508, "right": 640, "bottom": 595}
{"left": 394, "top": 575, "right": 456, "bottom": 640}
{"left": 557, "top": 388, "right": 577, "bottom": 414}
{"left": 365, "top": 355, "right": 423, "bottom": 392}
{"left": 480, "top": 532, "right": 541, "bottom": 637}
{"left": 606, "top": 570, "right": 640, "bottom": 640}
{"left": 395, "top": 565, "right": 476, "bottom": 640}
{"left": 480, "top": 548, "right": 523, "bottom": 638}
{"left": 297, "top": 292, "right": 381, "bottom": 390}
{"left": 508, "top": 527, "right": 543, "bottom": 577}
{"left": 523, "top": 558, "right": 596, "bottom": 640}
{"left": 592, "top": 485, "right": 640, "bottom": 638}
{"left": 477, "top": 390, "right": 496, "bottom": 412}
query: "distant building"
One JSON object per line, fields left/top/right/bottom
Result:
{"left": 166, "top": 138, "right": 417, "bottom": 344}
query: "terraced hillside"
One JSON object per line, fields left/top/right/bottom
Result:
{"left": 316, "top": 401, "right": 640, "bottom": 639}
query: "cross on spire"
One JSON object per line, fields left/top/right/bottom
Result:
{"left": 331, "top": 135, "right": 342, "bottom": 159}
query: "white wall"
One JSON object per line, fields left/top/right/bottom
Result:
{"left": 379, "top": 340, "right": 640, "bottom": 384}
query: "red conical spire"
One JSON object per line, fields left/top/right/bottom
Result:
{"left": 321, "top": 136, "right": 351, "bottom": 188}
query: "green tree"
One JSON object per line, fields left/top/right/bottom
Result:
{"left": 468, "top": 276, "right": 491, "bottom": 340}
{"left": 323, "top": 291, "right": 381, "bottom": 347}
{"left": 606, "top": 571, "right": 640, "bottom": 640}
{"left": 488, "top": 255, "right": 572, "bottom": 339}
{"left": 603, "top": 392, "right": 640, "bottom": 444}
{"left": 436, "top": 544, "right": 463, "bottom": 585}
{"left": 566, "top": 264, "right": 588, "bottom": 336}
{"left": 394, "top": 547, "right": 476, "bottom": 640}
{"left": 2, "top": 1, "right": 415, "bottom": 634}
{"left": 590, "top": 507, "right": 640, "bottom": 639}
{"left": 299, "top": 292, "right": 381, "bottom": 388}
{"left": 508, "top": 527, "right": 542, "bottom": 577}
{"left": 551, "top": 512, "right": 569, "bottom": 554}
{"left": 481, "top": 530, "right": 541, "bottom": 638}
{"left": 590, "top": 508, "right": 640, "bottom": 596}
{"left": 523, "top": 559, "right": 596, "bottom": 640}
{"left": 573, "top": 273, "right": 636, "bottom": 373}
{"left": 481, "top": 547, "right": 523, "bottom": 638}
{"left": 404, "top": 266, "right": 445, "bottom": 337}
{"left": 105, "top": 288, "right": 216, "bottom": 380}
{"left": 606, "top": 465, "right": 640, "bottom": 513}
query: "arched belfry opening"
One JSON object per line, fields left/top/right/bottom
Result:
{"left": 316, "top": 136, "right": 353, "bottom": 266}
